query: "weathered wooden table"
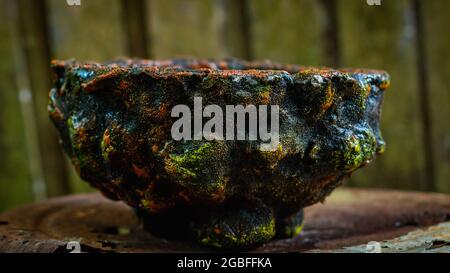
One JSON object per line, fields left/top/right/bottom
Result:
{"left": 0, "top": 188, "right": 449, "bottom": 253}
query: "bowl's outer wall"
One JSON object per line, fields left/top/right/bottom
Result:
{"left": 48, "top": 59, "right": 389, "bottom": 246}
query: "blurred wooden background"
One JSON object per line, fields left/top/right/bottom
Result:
{"left": 0, "top": 0, "right": 448, "bottom": 211}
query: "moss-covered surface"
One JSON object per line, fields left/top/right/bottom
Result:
{"left": 196, "top": 203, "right": 276, "bottom": 249}
{"left": 49, "top": 58, "right": 389, "bottom": 249}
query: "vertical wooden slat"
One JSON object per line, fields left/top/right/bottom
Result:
{"left": 222, "top": 0, "right": 252, "bottom": 60}
{"left": 0, "top": 0, "right": 34, "bottom": 211}
{"left": 412, "top": 0, "right": 435, "bottom": 192}
{"left": 319, "top": 0, "right": 340, "bottom": 67}
{"left": 148, "top": 0, "right": 226, "bottom": 59}
{"left": 7, "top": 0, "right": 47, "bottom": 203}
{"left": 420, "top": 0, "right": 450, "bottom": 193}
{"left": 121, "top": 0, "right": 151, "bottom": 58}
{"left": 248, "top": 0, "right": 335, "bottom": 66}
{"left": 46, "top": 0, "right": 127, "bottom": 193}
{"left": 47, "top": 0, "right": 127, "bottom": 62}
{"left": 338, "top": 0, "right": 427, "bottom": 190}
{"left": 17, "top": 0, "right": 70, "bottom": 197}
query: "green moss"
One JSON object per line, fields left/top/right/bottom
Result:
{"left": 166, "top": 142, "right": 215, "bottom": 180}
{"left": 170, "top": 142, "right": 215, "bottom": 169}
{"left": 165, "top": 142, "right": 228, "bottom": 197}
{"left": 335, "top": 128, "right": 377, "bottom": 172}
{"left": 284, "top": 222, "right": 304, "bottom": 238}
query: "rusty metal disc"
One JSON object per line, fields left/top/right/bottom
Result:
{"left": 0, "top": 188, "right": 449, "bottom": 253}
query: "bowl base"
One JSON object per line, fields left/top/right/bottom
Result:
{"left": 135, "top": 203, "right": 304, "bottom": 250}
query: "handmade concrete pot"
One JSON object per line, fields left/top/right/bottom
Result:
{"left": 49, "top": 58, "right": 390, "bottom": 249}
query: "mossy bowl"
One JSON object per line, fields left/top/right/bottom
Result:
{"left": 49, "top": 58, "right": 390, "bottom": 249}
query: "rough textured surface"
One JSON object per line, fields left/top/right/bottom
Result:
{"left": 48, "top": 58, "right": 390, "bottom": 248}
{"left": 0, "top": 189, "right": 449, "bottom": 253}
{"left": 310, "top": 222, "right": 450, "bottom": 253}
